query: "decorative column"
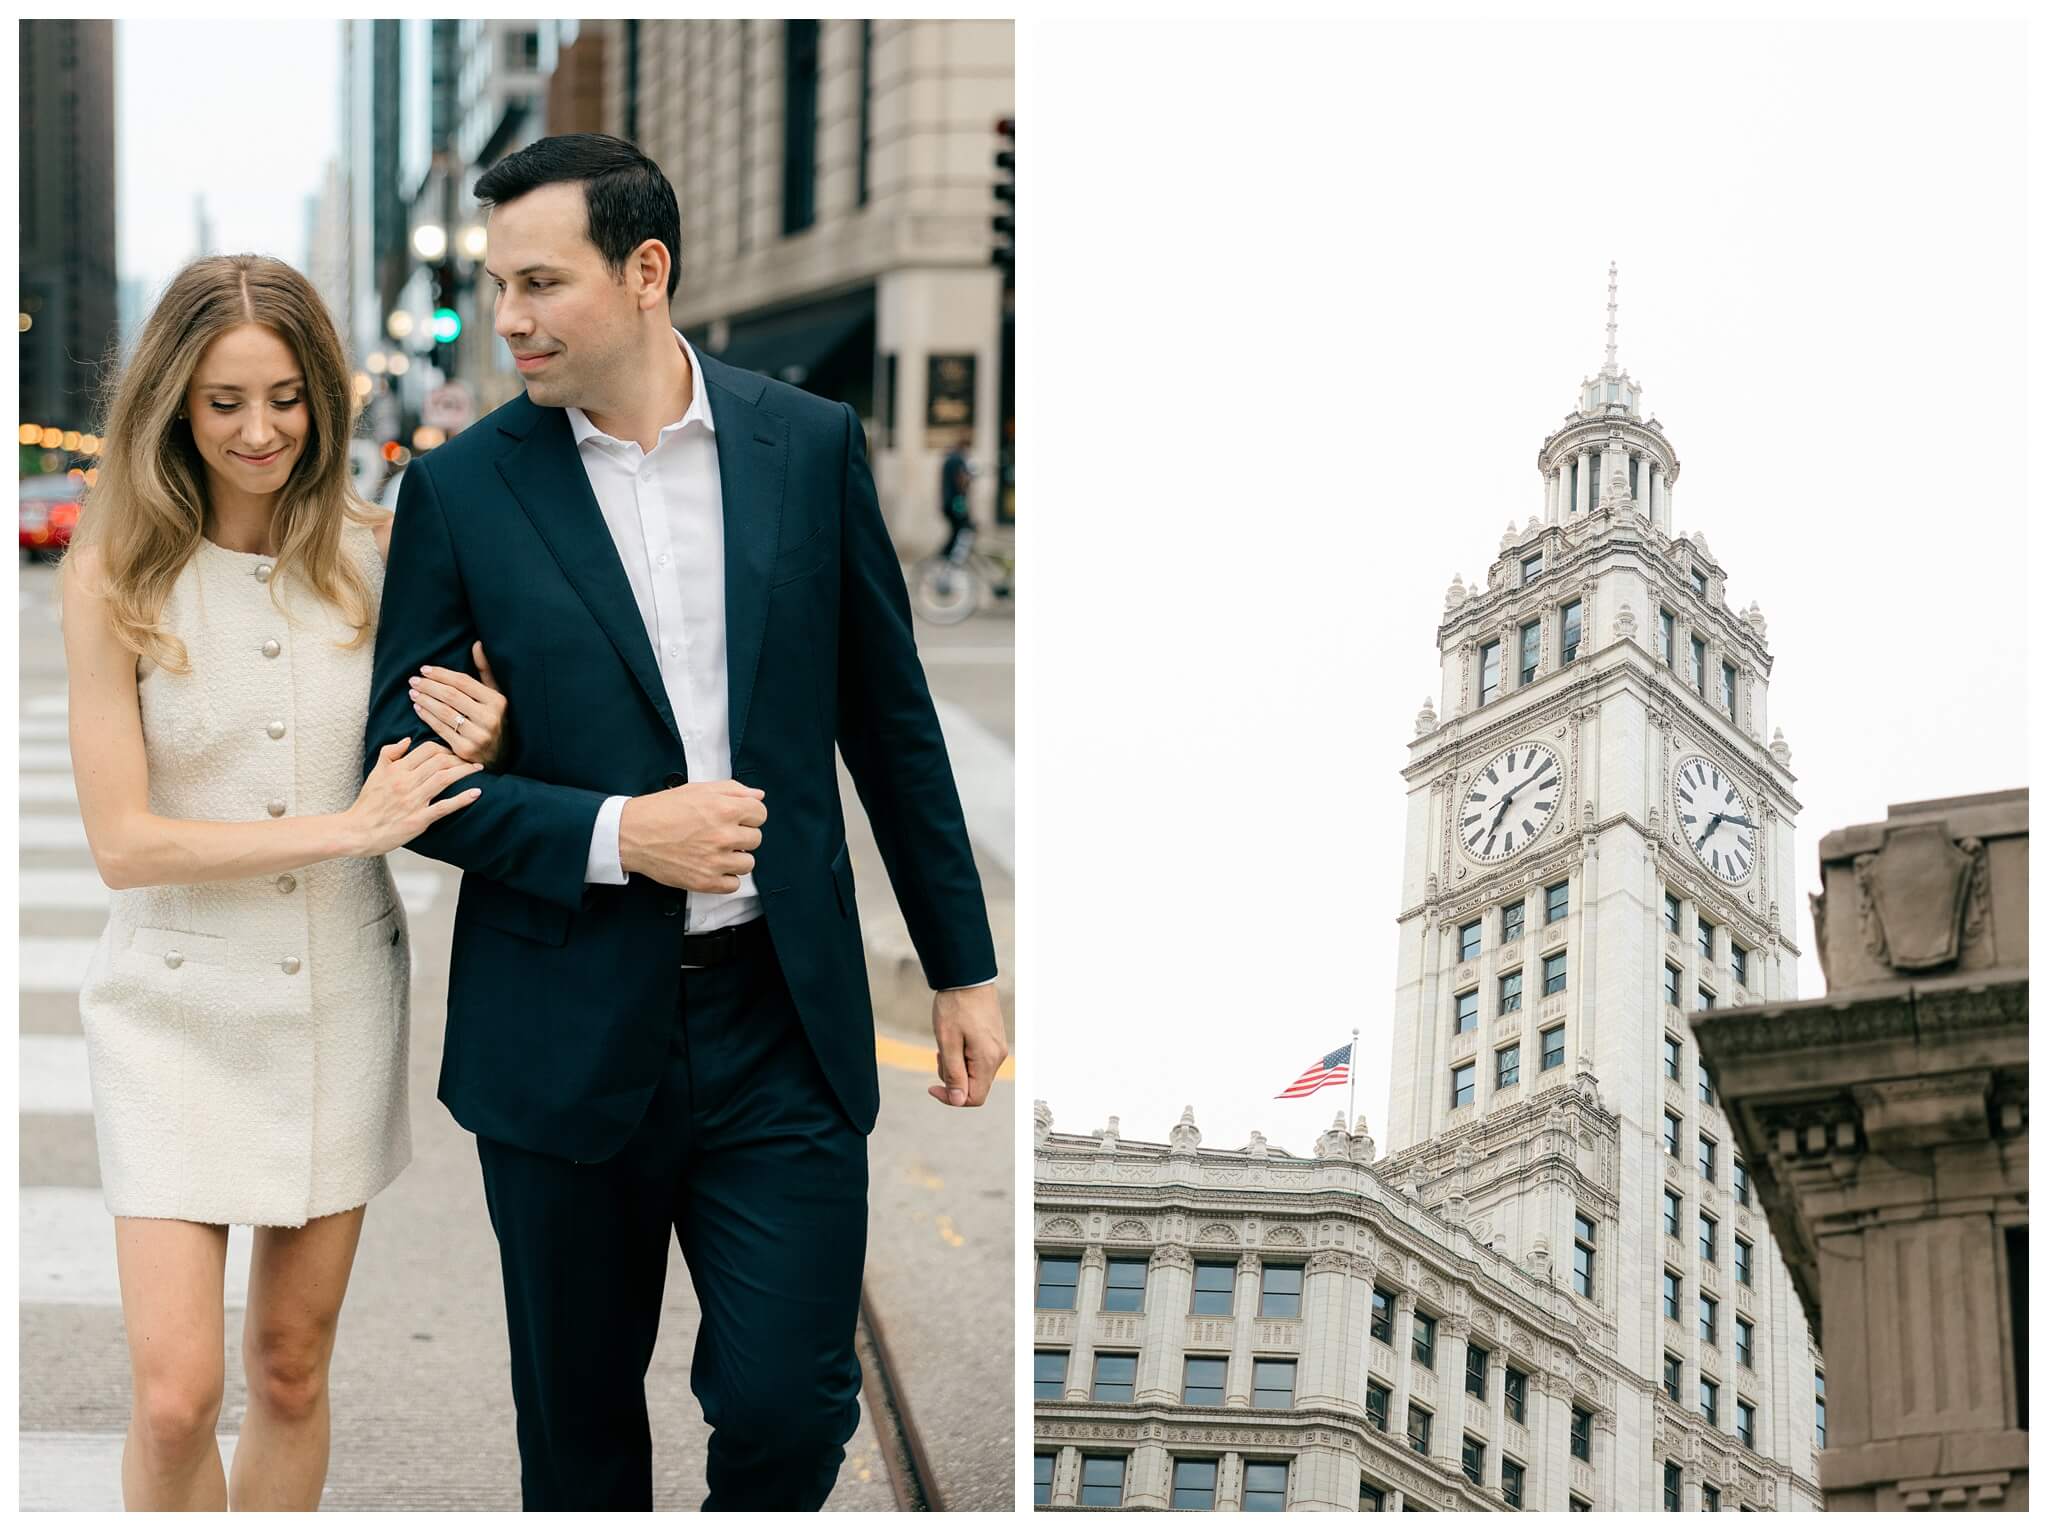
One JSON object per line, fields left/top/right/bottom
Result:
{"left": 1649, "top": 465, "right": 1665, "bottom": 531}
{"left": 1297, "top": 1250, "right": 1363, "bottom": 1411}
{"left": 1224, "top": 1252, "right": 1260, "bottom": 1407}
{"left": 1051, "top": 1444, "right": 1080, "bottom": 1507}
{"left": 1525, "top": 1372, "right": 1554, "bottom": 1509}
{"left": 1215, "top": 1451, "right": 1243, "bottom": 1511}
{"left": 1593, "top": 1406, "right": 1617, "bottom": 1509}
{"left": 1435, "top": 1318, "right": 1469, "bottom": 1475}
{"left": 1387, "top": 1292, "right": 1418, "bottom": 1453}
{"left": 1489, "top": 1350, "right": 1508, "bottom": 1493}
{"left": 1126, "top": 1440, "right": 1171, "bottom": 1510}
{"left": 1063, "top": 1247, "right": 1105, "bottom": 1402}
{"left": 1574, "top": 449, "right": 1592, "bottom": 517}
{"left": 1135, "top": 1243, "right": 1192, "bottom": 1406}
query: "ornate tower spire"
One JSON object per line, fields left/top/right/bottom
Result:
{"left": 1603, "top": 261, "right": 1619, "bottom": 375}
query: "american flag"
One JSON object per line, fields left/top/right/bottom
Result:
{"left": 1275, "top": 1043, "right": 1351, "bottom": 1100}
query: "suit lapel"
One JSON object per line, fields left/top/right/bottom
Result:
{"left": 698, "top": 354, "right": 787, "bottom": 766}
{"left": 495, "top": 400, "right": 685, "bottom": 757}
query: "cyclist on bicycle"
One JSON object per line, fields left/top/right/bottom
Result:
{"left": 939, "top": 441, "right": 975, "bottom": 563}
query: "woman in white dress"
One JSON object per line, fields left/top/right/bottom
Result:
{"left": 62, "top": 253, "right": 511, "bottom": 1511}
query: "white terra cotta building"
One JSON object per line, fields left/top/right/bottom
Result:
{"left": 1032, "top": 271, "right": 1823, "bottom": 1512}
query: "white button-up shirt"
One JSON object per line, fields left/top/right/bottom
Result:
{"left": 573, "top": 330, "right": 754, "bottom": 934}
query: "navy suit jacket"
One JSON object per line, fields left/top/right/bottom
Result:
{"left": 363, "top": 351, "right": 995, "bottom": 1156}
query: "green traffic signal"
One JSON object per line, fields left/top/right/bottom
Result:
{"left": 431, "top": 307, "right": 463, "bottom": 343}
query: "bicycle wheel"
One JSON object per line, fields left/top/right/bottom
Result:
{"left": 911, "top": 556, "right": 981, "bottom": 625}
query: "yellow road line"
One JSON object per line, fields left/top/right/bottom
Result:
{"left": 875, "top": 1032, "right": 1016, "bottom": 1081}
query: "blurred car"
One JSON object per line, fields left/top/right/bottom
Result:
{"left": 20, "top": 474, "right": 84, "bottom": 562}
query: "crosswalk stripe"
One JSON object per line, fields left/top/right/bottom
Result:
{"left": 20, "top": 1036, "right": 93, "bottom": 1114}
{"left": 21, "top": 717, "right": 70, "bottom": 741}
{"left": 19, "top": 1434, "right": 252, "bottom": 1512}
{"left": 20, "top": 1187, "right": 255, "bottom": 1305}
{"left": 27, "top": 694, "right": 69, "bottom": 717}
{"left": 931, "top": 698, "right": 1015, "bottom": 875}
{"left": 21, "top": 773, "right": 77, "bottom": 805}
{"left": 18, "top": 867, "right": 446, "bottom": 915}
{"left": 22, "top": 816, "right": 88, "bottom": 849}
{"left": 20, "top": 938, "right": 99, "bottom": 991}
{"left": 22, "top": 744, "right": 72, "bottom": 770}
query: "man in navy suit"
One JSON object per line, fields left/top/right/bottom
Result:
{"left": 363, "top": 133, "right": 1006, "bottom": 1512}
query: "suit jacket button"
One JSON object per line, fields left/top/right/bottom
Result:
{"left": 662, "top": 899, "right": 682, "bottom": 917}
{"left": 663, "top": 772, "right": 686, "bottom": 790}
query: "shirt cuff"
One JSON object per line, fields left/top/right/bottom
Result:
{"left": 585, "top": 795, "right": 630, "bottom": 884}
{"left": 940, "top": 975, "right": 998, "bottom": 991}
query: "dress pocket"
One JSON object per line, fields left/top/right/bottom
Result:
{"left": 122, "top": 925, "right": 231, "bottom": 969}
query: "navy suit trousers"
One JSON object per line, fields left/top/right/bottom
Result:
{"left": 474, "top": 924, "right": 868, "bottom": 1510}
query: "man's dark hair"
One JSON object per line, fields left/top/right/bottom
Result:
{"left": 474, "top": 133, "right": 682, "bottom": 301}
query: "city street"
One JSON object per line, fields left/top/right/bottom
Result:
{"left": 16, "top": 556, "right": 1015, "bottom": 1511}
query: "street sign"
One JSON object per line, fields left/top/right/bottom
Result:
{"left": 423, "top": 380, "right": 474, "bottom": 433}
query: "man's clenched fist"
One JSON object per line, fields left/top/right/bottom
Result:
{"left": 619, "top": 780, "right": 766, "bottom": 892}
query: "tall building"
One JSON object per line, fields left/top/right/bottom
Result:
{"left": 19, "top": 19, "right": 118, "bottom": 433}
{"left": 1032, "top": 273, "right": 1823, "bottom": 1512}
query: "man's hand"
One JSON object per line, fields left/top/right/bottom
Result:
{"left": 618, "top": 780, "right": 766, "bottom": 892}
{"left": 929, "top": 985, "right": 1008, "bottom": 1107}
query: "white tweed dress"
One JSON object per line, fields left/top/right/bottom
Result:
{"left": 77, "top": 517, "right": 412, "bottom": 1228}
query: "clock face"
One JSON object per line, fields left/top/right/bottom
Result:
{"left": 1458, "top": 743, "right": 1563, "bottom": 862}
{"left": 1675, "top": 754, "right": 1756, "bottom": 883}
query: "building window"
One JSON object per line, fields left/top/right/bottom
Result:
{"left": 1561, "top": 600, "right": 1583, "bottom": 663}
{"left": 1660, "top": 608, "right": 1676, "bottom": 665}
{"left": 1496, "top": 1043, "right": 1521, "bottom": 1089}
{"left": 1407, "top": 1404, "right": 1433, "bottom": 1456}
{"left": 1466, "top": 1344, "right": 1489, "bottom": 1400}
{"left": 1699, "top": 1134, "right": 1717, "bottom": 1183}
{"left": 1546, "top": 879, "right": 1570, "bottom": 923}
{"left": 1519, "top": 619, "right": 1541, "bottom": 684}
{"left": 1192, "top": 1259, "right": 1236, "bottom": 1315}
{"left": 1522, "top": 551, "right": 1543, "bottom": 584}
{"left": 1697, "top": 915, "right": 1715, "bottom": 961}
{"left": 1735, "top": 1237, "right": 1753, "bottom": 1287}
{"left": 1815, "top": 1371, "right": 1826, "bottom": 1448}
{"left": 1459, "top": 919, "right": 1482, "bottom": 961}
{"left": 1663, "top": 1461, "right": 1682, "bottom": 1511}
{"left": 1103, "top": 1257, "right": 1148, "bottom": 1311}
{"left": 1691, "top": 566, "right": 1708, "bottom": 597}
{"left": 1570, "top": 1405, "right": 1592, "bottom": 1461}
{"left": 1259, "top": 1263, "right": 1302, "bottom": 1319}
{"left": 1573, "top": 1213, "right": 1596, "bottom": 1298}
{"left": 1663, "top": 1352, "right": 1683, "bottom": 1401}
{"left": 1700, "top": 1213, "right": 1719, "bottom": 1265}
{"left": 1543, "top": 951, "right": 1568, "bottom": 994}
{"left": 1371, "top": 1287, "right": 1395, "bottom": 1345}
{"left": 1461, "top": 1435, "right": 1485, "bottom": 1487}
{"left": 1701, "top": 1376, "right": 1720, "bottom": 1428}
{"left": 1690, "top": 635, "right": 1708, "bottom": 695}
{"left": 1360, "top": 1481, "right": 1386, "bottom": 1511}
{"left": 1451, "top": 1062, "right": 1476, "bottom": 1109}
{"left": 1479, "top": 640, "right": 1502, "bottom": 705}
{"left": 1664, "top": 1110, "right": 1682, "bottom": 1157}
{"left": 1366, "top": 1378, "right": 1391, "bottom": 1432}
{"left": 1251, "top": 1357, "right": 1295, "bottom": 1410}
{"left": 1455, "top": 989, "right": 1478, "bottom": 1035}
{"left": 1243, "top": 1461, "right": 1289, "bottom": 1511}
{"left": 1080, "top": 1454, "right": 1125, "bottom": 1508}
{"left": 1735, "top": 1317, "right": 1754, "bottom": 1370}
{"left": 1701, "top": 1293, "right": 1719, "bottom": 1347}
{"left": 1664, "top": 890, "right": 1682, "bottom": 934}
{"left": 1034, "top": 1451, "right": 1055, "bottom": 1506}
{"left": 1720, "top": 661, "right": 1737, "bottom": 717}
{"left": 1699, "top": 1059, "right": 1716, "bottom": 1103}
{"left": 1502, "top": 1458, "right": 1525, "bottom": 1508}
{"left": 1730, "top": 942, "right": 1748, "bottom": 988}
{"left": 780, "top": 19, "right": 820, "bottom": 236}
{"left": 1664, "top": 1032, "right": 1683, "bottom": 1079}
{"left": 1663, "top": 1188, "right": 1683, "bottom": 1238}
{"left": 1182, "top": 1354, "right": 1227, "bottom": 1406}
{"left": 1034, "top": 1349, "right": 1067, "bottom": 1399}
{"left": 1571, "top": 1495, "right": 1593, "bottom": 1512}
{"left": 1541, "top": 1025, "right": 1565, "bottom": 1071}
{"left": 1502, "top": 899, "right": 1525, "bottom": 943}
{"left": 1665, "top": 963, "right": 1682, "bottom": 1007}
{"left": 1413, "top": 1312, "right": 1438, "bottom": 1369}
{"left": 1091, "top": 1352, "right": 1137, "bottom": 1403}
{"left": 1499, "top": 969, "right": 1523, "bottom": 1014}
{"left": 1036, "top": 1255, "right": 1078, "bottom": 1309}
{"left": 1695, "top": 985, "right": 1716, "bottom": 1014}
{"left": 1732, "top": 1159, "right": 1750, "bottom": 1207}
{"left": 1663, "top": 1268, "right": 1682, "bottom": 1321}
{"left": 1171, "top": 1457, "right": 1218, "bottom": 1510}
{"left": 1505, "top": 1367, "right": 1528, "bottom": 1425}
{"left": 1736, "top": 1399, "right": 1755, "bottom": 1448}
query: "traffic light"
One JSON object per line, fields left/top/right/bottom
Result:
{"left": 430, "top": 263, "right": 462, "bottom": 365}
{"left": 992, "top": 116, "right": 1014, "bottom": 281}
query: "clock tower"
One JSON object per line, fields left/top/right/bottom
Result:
{"left": 1381, "top": 268, "right": 1822, "bottom": 1509}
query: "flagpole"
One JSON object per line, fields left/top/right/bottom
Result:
{"left": 1347, "top": 1027, "right": 1359, "bottom": 1131}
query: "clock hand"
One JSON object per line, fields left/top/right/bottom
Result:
{"left": 1694, "top": 813, "right": 1724, "bottom": 852}
{"left": 1720, "top": 814, "right": 1756, "bottom": 829}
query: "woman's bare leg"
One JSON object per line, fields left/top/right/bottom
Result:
{"left": 113, "top": 1215, "right": 230, "bottom": 1510}
{"left": 230, "top": 1204, "right": 367, "bottom": 1511}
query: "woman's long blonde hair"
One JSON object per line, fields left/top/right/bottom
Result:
{"left": 69, "top": 253, "right": 381, "bottom": 673}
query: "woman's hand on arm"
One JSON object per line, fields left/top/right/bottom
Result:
{"left": 409, "top": 640, "right": 510, "bottom": 767}
{"left": 60, "top": 549, "right": 482, "bottom": 889}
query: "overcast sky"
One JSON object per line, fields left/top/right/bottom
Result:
{"left": 1024, "top": 15, "right": 2028, "bottom": 1161}
{"left": 116, "top": 20, "right": 339, "bottom": 296}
